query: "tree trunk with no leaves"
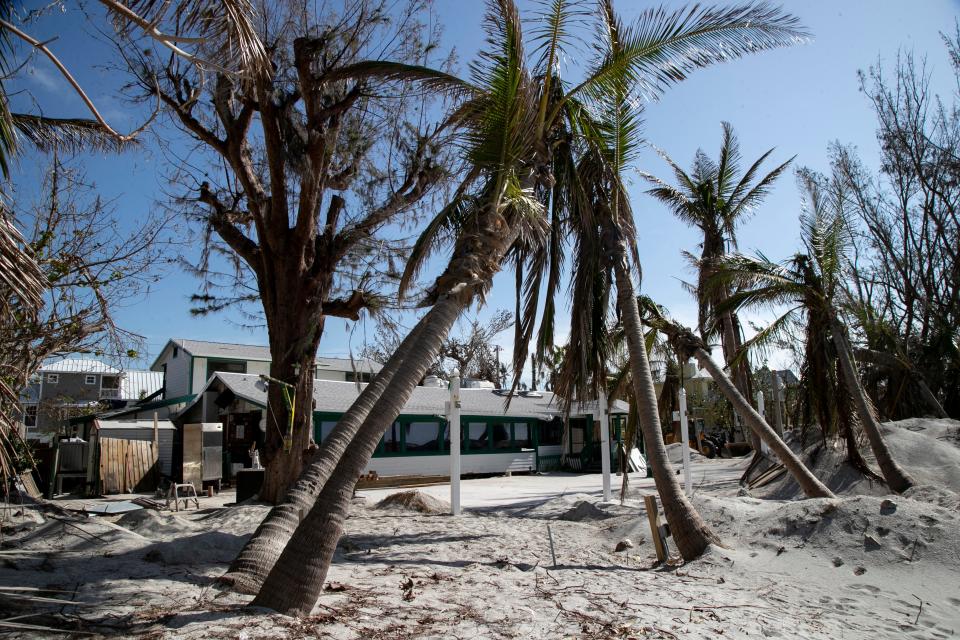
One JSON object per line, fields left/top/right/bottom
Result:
{"left": 251, "top": 293, "right": 464, "bottom": 615}
{"left": 607, "top": 227, "right": 720, "bottom": 561}
{"left": 221, "top": 319, "right": 428, "bottom": 593}
{"left": 829, "top": 314, "right": 915, "bottom": 493}
{"left": 690, "top": 343, "right": 834, "bottom": 498}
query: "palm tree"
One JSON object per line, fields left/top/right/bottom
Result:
{"left": 640, "top": 124, "right": 793, "bottom": 448}
{"left": 645, "top": 307, "right": 834, "bottom": 499}
{"left": 244, "top": 0, "right": 807, "bottom": 614}
{"left": 717, "top": 172, "right": 914, "bottom": 493}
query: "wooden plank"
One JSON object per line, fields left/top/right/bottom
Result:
{"left": 644, "top": 495, "right": 668, "bottom": 563}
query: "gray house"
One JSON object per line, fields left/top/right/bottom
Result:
{"left": 20, "top": 358, "right": 163, "bottom": 439}
{"left": 150, "top": 338, "right": 384, "bottom": 399}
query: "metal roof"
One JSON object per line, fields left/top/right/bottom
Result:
{"left": 96, "top": 419, "right": 176, "bottom": 430}
{"left": 120, "top": 370, "right": 164, "bottom": 401}
{"left": 185, "top": 372, "right": 629, "bottom": 421}
{"left": 39, "top": 358, "right": 120, "bottom": 374}
{"left": 153, "top": 338, "right": 383, "bottom": 373}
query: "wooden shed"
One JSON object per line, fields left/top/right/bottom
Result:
{"left": 91, "top": 419, "right": 176, "bottom": 477}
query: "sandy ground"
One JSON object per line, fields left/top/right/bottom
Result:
{"left": 1, "top": 421, "right": 959, "bottom": 639}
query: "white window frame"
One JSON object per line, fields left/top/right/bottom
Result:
{"left": 46, "top": 373, "right": 59, "bottom": 384}
{"left": 85, "top": 375, "right": 97, "bottom": 385}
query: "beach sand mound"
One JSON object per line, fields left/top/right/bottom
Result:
{"left": 113, "top": 509, "right": 201, "bottom": 540}
{"left": 756, "top": 418, "right": 960, "bottom": 502}
{"left": 375, "top": 490, "right": 450, "bottom": 514}
{"left": 665, "top": 442, "right": 706, "bottom": 465}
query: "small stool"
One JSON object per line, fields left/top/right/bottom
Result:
{"left": 166, "top": 483, "right": 199, "bottom": 511}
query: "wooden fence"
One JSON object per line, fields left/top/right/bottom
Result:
{"left": 98, "top": 437, "right": 158, "bottom": 494}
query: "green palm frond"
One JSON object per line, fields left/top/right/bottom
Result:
{"left": 531, "top": 0, "right": 589, "bottom": 80}
{"left": 398, "top": 189, "right": 479, "bottom": 299}
{"left": 731, "top": 304, "right": 802, "bottom": 366}
{"left": 12, "top": 114, "right": 134, "bottom": 154}
{"left": 565, "top": 2, "right": 807, "bottom": 111}
{"left": 725, "top": 154, "right": 794, "bottom": 226}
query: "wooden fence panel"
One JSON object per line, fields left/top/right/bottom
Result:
{"left": 98, "top": 437, "right": 159, "bottom": 494}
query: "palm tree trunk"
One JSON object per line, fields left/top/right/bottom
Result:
{"left": 720, "top": 311, "right": 758, "bottom": 450}
{"left": 829, "top": 314, "right": 914, "bottom": 493}
{"left": 691, "top": 346, "right": 834, "bottom": 498}
{"left": 250, "top": 293, "right": 464, "bottom": 615}
{"left": 607, "top": 228, "right": 720, "bottom": 561}
{"left": 220, "top": 318, "right": 429, "bottom": 594}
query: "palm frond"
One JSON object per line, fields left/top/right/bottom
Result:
{"left": 104, "top": 0, "right": 268, "bottom": 74}
{"left": 322, "top": 61, "right": 479, "bottom": 101}
{"left": 567, "top": 2, "right": 807, "bottom": 107}
{"left": 12, "top": 114, "right": 134, "bottom": 154}
{"left": 398, "top": 189, "right": 478, "bottom": 299}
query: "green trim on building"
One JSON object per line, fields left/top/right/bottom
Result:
{"left": 311, "top": 411, "right": 542, "bottom": 458}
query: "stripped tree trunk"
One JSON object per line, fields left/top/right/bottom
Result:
{"left": 221, "top": 319, "right": 428, "bottom": 593}
{"left": 689, "top": 342, "right": 834, "bottom": 498}
{"left": 830, "top": 314, "right": 915, "bottom": 493}
{"left": 606, "top": 225, "right": 720, "bottom": 561}
{"left": 251, "top": 293, "right": 465, "bottom": 615}
{"left": 249, "top": 210, "right": 522, "bottom": 615}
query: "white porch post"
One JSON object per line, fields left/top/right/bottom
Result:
{"left": 448, "top": 370, "right": 461, "bottom": 516}
{"left": 679, "top": 389, "right": 692, "bottom": 496}
{"left": 599, "top": 393, "right": 611, "bottom": 501}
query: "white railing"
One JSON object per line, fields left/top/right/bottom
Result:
{"left": 99, "top": 388, "right": 121, "bottom": 399}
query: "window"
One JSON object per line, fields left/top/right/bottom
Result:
{"left": 173, "top": 346, "right": 179, "bottom": 358}
{"left": 467, "top": 422, "right": 488, "bottom": 450}
{"left": 24, "top": 405, "right": 37, "bottom": 427}
{"left": 46, "top": 374, "right": 59, "bottom": 384}
{"left": 345, "top": 371, "right": 373, "bottom": 383}
{"left": 513, "top": 422, "right": 532, "bottom": 448}
{"left": 539, "top": 418, "right": 564, "bottom": 446}
{"left": 207, "top": 360, "right": 247, "bottom": 376}
{"left": 492, "top": 422, "right": 511, "bottom": 449}
{"left": 405, "top": 421, "right": 441, "bottom": 452}
{"left": 85, "top": 375, "right": 97, "bottom": 385}
{"left": 383, "top": 421, "right": 401, "bottom": 453}
{"left": 318, "top": 420, "right": 338, "bottom": 443}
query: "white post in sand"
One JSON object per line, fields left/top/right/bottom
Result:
{"left": 756, "top": 389, "right": 769, "bottom": 456}
{"left": 449, "top": 370, "right": 461, "bottom": 516}
{"left": 679, "top": 389, "right": 692, "bottom": 496}
{"left": 599, "top": 393, "right": 611, "bottom": 501}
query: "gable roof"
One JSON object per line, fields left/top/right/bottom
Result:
{"left": 40, "top": 358, "right": 120, "bottom": 374}
{"left": 182, "top": 372, "right": 629, "bottom": 422}
{"left": 151, "top": 338, "right": 383, "bottom": 374}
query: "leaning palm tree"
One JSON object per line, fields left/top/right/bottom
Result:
{"left": 717, "top": 172, "right": 914, "bottom": 493}
{"left": 643, "top": 304, "right": 834, "bottom": 498}
{"left": 242, "top": 0, "right": 807, "bottom": 614}
{"left": 640, "top": 124, "right": 793, "bottom": 448}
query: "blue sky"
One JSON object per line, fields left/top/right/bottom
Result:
{"left": 8, "top": 0, "right": 960, "bottom": 374}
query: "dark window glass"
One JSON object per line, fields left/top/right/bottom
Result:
{"left": 467, "top": 422, "right": 488, "bottom": 450}
{"left": 208, "top": 360, "right": 247, "bottom": 375}
{"left": 492, "top": 422, "right": 511, "bottom": 449}
{"left": 539, "top": 419, "right": 563, "bottom": 445}
{"left": 383, "top": 421, "right": 401, "bottom": 452}
{"left": 405, "top": 421, "right": 440, "bottom": 451}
